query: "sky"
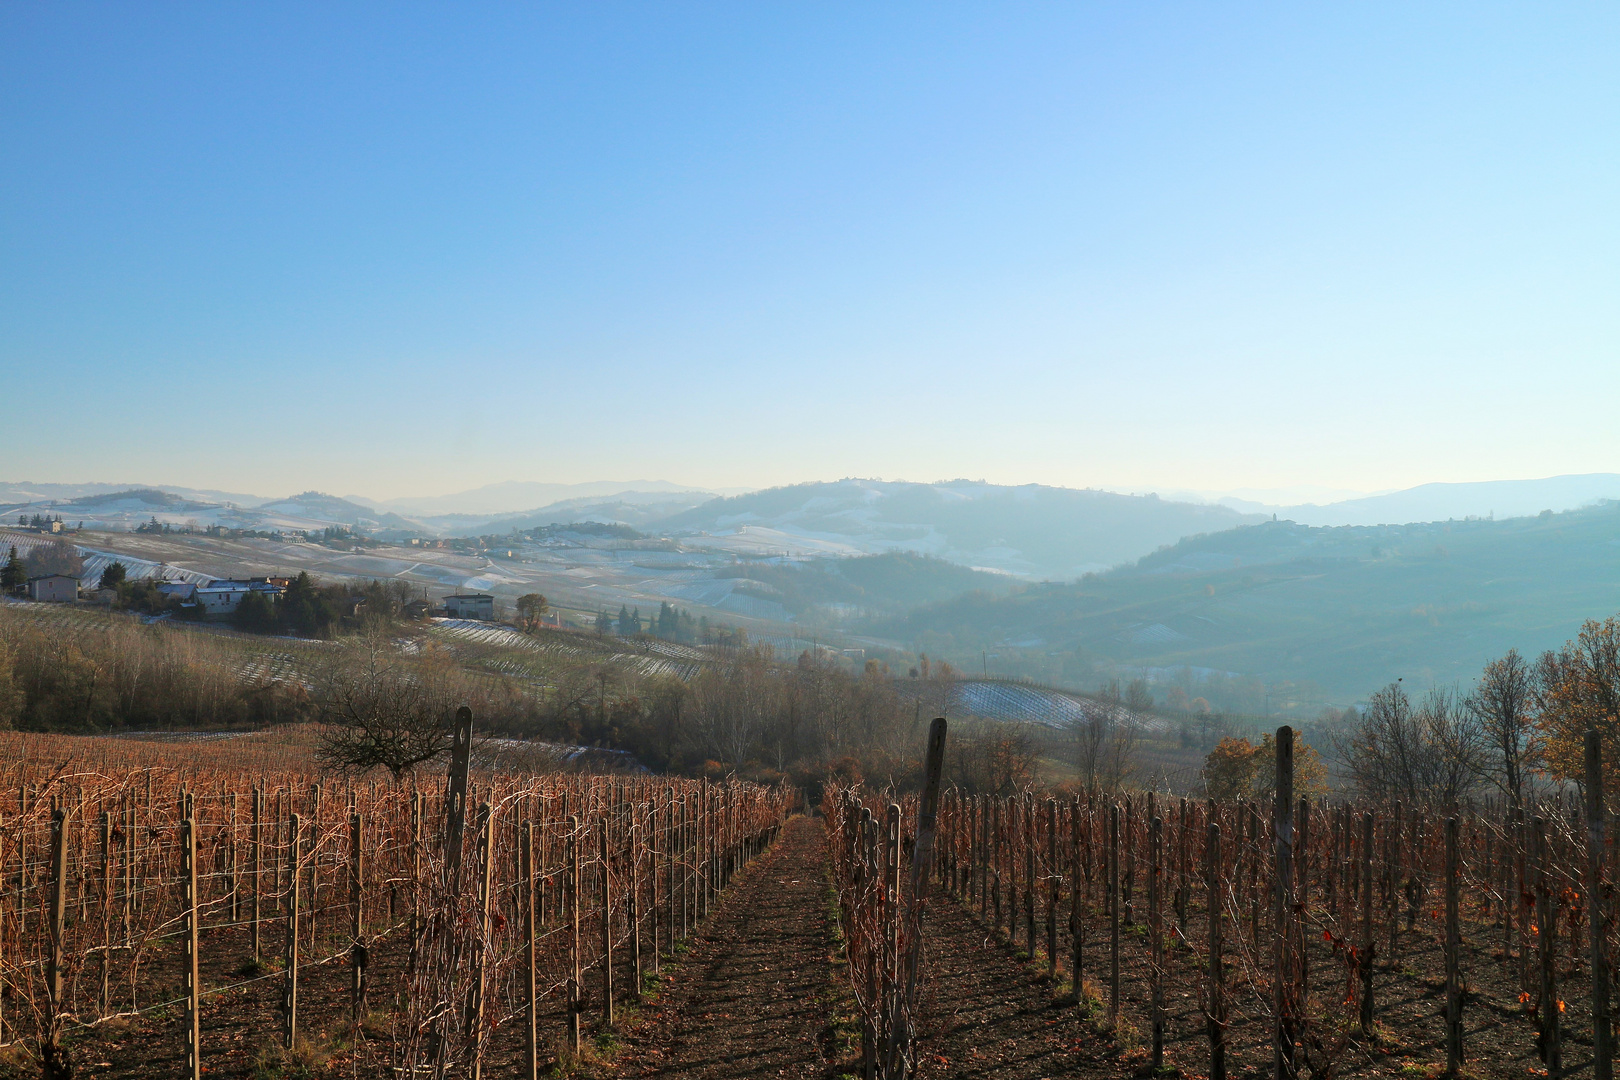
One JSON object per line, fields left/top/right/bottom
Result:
{"left": 3, "top": 4, "right": 1618, "bottom": 502}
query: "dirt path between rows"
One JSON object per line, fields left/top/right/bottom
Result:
{"left": 599, "top": 814, "right": 843, "bottom": 1080}
{"left": 913, "top": 893, "right": 1126, "bottom": 1080}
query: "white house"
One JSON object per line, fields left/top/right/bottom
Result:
{"left": 196, "top": 581, "right": 254, "bottom": 616}
{"left": 27, "top": 574, "right": 79, "bottom": 603}
{"left": 444, "top": 593, "right": 495, "bottom": 620}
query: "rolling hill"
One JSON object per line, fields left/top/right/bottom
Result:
{"left": 878, "top": 500, "right": 1620, "bottom": 709}
{"left": 651, "top": 479, "right": 1262, "bottom": 580}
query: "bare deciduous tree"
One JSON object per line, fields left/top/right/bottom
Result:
{"left": 1336, "top": 681, "right": 1485, "bottom": 806}
{"left": 1466, "top": 648, "right": 1542, "bottom": 809}
{"left": 315, "top": 638, "right": 466, "bottom": 779}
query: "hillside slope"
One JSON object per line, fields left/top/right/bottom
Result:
{"left": 652, "top": 479, "right": 1261, "bottom": 579}
{"left": 880, "top": 501, "right": 1620, "bottom": 706}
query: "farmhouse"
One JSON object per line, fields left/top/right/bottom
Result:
{"left": 444, "top": 593, "right": 495, "bottom": 620}
{"left": 27, "top": 574, "right": 79, "bottom": 602}
{"left": 156, "top": 581, "right": 198, "bottom": 602}
{"left": 195, "top": 578, "right": 284, "bottom": 616}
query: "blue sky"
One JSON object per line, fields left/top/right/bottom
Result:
{"left": 3, "top": 4, "right": 1617, "bottom": 500}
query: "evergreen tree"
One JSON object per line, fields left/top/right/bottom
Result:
{"left": 1, "top": 546, "right": 25, "bottom": 594}
{"left": 232, "top": 589, "right": 278, "bottom": 633}
{"left": 616, "top": 605, "right": 633, "bottom": 636}
{"left": 594, "top": 609, "right": 612, "bottom": 635}
{"left": 98, "top": 562, "right": 128, "bottom": 590}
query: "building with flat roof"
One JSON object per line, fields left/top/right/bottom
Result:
{"left": 27, "top": 574, "right": 79, "bottom": 603}
{"left": 444, "top": 593, "right": 495, "bottom": 620}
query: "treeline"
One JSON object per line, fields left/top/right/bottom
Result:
{"left": 0, "top": 612, "right": 307, "bottom": 731}
{"left": 104, "top": 571, "right": 420, "bottom": 639}
{"left": 1313, "top": 614, "right": 1620, "bottom": 806}
{"left": 1, "top": 540, "right": 83, "bottom": 592}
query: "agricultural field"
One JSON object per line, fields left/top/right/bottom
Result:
{"left": 0, "top": 726, "right": 794, "bottom": 1079}
{"left": 0, "top": 714, "right": 1599, "bottom": 1080}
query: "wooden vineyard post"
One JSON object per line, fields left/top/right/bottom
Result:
{"left": 1004, "top": 799, "right": 1017, "bottom": 939}
{"left": 444, "top": 706, "right": 474, "bottom": 890}
{"left": 349, "top": 811, "right": 366, "bottom": 1023}
{"left": 1536, "top": 816, "right": 1560, "bottom": 1073}
{"left": 1518, "top": 809, "right": 1530, "bottom": 994}
{"left": 284, "top": 812, "right": 302, "bottom": 1050}
{"left": 1360, "top": 812, "right": 1375, "bottom": 1035}
{"left": 884, "top": 803, "right": 901, "bottom": 1059}
{"left": 602, "top": 822, "right": 614, "bottom": 1027}
{"left": 1590, "top": 729, "right": 1614, "bottom": 1080}
{"left": 631, "top": 823, "right": 643, "bottom": 1001}
{"left": 1297, "top": 795, "right": 1310, "bottom": 989}
{"left": 183, "top": 817, "right": 201, "bottom": 1080}
{"left": 523, "top": 822, "right": 539, "bottom": 1080}
{"left": 1207, "top": 820, "right": 1225, "bottom": 1080}
{"left": 252, "top": 787, "right": 263, "bottom": 962}
{"left": 1150, "top": 813, "right": 1164, "bottom": 1072}
{"left": 1177, "top": 798, "right": 1190, "bottom": 936}
{"left": 1273, "top": 725, "right": 1297, "bottom": 1080}
{"left": 44, "top": 808, "right": 69, "bottom": 1074}
{"left": 980, "top": 796, "right": 990, "bottom": 921}
{"left": 1445, "top": 815, "right": 1462, "bottom": 1075}
{"left": 885, "top": 715, "right": 946, "bottom": 1080}
{"left": 1109, "top": 801, "right": 1121, "bottom": 1025}
{"left": 468, "top": 803, "right": 495, "bottom": 1080}
{"left": 568, "top": 815, "right": 581, "bottom": 1055}
{"left": 410, "top": 790, "right": 423, "bottom": 976}
{"left": 1024, "top": 798, "right": 1037, "bottom": 956}
{"left": 1046, "top": 798, "right": 1058, "bottom": 979}
{"left": 99, "top": 809, "right": 111, "bottom": 1015}
{"left": 1069, "top": 796, "right": 1084, "bottom": 995}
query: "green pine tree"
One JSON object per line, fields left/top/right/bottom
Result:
{"left": 0, "top": 546, "right": 25, "bottom": 595}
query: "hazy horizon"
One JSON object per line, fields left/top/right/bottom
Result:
{"left": 5, "top": 6, "right": 1618, "bottom": 498}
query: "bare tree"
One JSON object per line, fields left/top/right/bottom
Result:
{"left": 314, "top": 639, "right": 463, "bottom": 780}
{"left": 1336, "top": 681, "right": 1485, "bottom": 806}
{"left": 1466, "top": 648, "right": 1542, "bottom": 809}
{"left": 1069, "top": 700, "right": 1138, "bottom": 791}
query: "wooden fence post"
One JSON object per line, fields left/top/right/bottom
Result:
{"left": 1589, "top": 729, "right": 1613, "bottom": 1080}
{"left": 1207, "top": 819, "right": 1225, "bottom": 1080}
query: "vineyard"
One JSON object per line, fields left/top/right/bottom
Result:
{"left": 0, "top": 717, "right": 795, "bottom": 1078}
{"left": 4, "top": 712, "right": 1611, "bottom": 1080}
{"left": 829, "top": 724, "right": 1616, "bottom": 1080}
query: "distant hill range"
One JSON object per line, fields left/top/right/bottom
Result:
{"left": 879, "top": 499, "right": 1620, "bottom": 708}
{"left": 1229, "top": 473, "right": 1620, "bottom": 527}
{"left": 353, "top": 479, "right": 733, "bottom": 517}
{"left": 650, "top": 479, "right": 1262, "bottom": 579}
{"left": 0, "top": 487, "right": 421, "bottom": 537}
